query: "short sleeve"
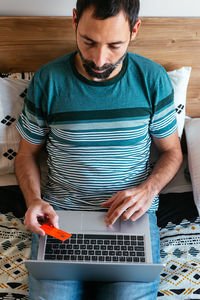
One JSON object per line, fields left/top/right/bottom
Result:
{"left": 150, "top": 67, "right": 178, "bottom": 139}
{"left": 16, "top": 72, "right": 50, "bottom": 144}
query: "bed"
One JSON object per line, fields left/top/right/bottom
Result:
{"left": 0, "top": 16, "right": 200, "bottom": 299}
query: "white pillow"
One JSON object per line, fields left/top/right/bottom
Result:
{"left": 167, "top": 66, "right": 192, "bottom": 138}
{"left": 150, "top": 67, "right": 191, "bottom": 177}
{"left": 185, "top": 118, "right": 200, "bottom": 215}
{"left": 0, "top": 77, "right": 30, "bottom": 174}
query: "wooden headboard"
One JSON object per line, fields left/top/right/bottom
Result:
{"left": 0, "top": 16, "right": 200, "bottom": 117}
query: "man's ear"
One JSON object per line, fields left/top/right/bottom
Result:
{"left": 131, "top": 19, "right": 141, "bottom": 41}
{"left": 72, "top": 8, "right": 78, "bottom": 31}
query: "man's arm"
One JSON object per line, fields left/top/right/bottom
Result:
{"left": 15, "top": 137, "right": 59, "bottom": 235}
{"left": 102, "top": 130, "right": 183, "bottom": 226}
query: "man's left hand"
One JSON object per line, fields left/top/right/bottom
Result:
{"left": 101, "top": 183, "right": 156, "bottom": 226}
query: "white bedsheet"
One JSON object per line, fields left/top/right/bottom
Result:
{"left": 161, "top": 154, "right": 192, "bottom": 194}
{"left": 0, "top": 173, "right": 18, "bottom": 186}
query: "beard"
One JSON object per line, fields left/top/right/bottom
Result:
{"left": 77, "top": 46, "right": 127, "bottom": 80}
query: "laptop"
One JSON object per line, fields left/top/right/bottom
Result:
{"left": 25, "top": 210, "right": 164, "bottom": 282}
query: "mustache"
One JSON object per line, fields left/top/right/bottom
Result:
{"left": 77, "top": 46, "right": 126, "bottom": 71}
{"left": 83, "top": 60, "right": 113, "bottom": 71}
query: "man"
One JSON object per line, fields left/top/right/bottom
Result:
{"left": 15, "top": 0, "right": 182, "bottom": 299}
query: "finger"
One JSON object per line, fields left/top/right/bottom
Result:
{"left": 45, "top": 212, "right": 59, "bottom": 228}
{"left": 24, "top": 208, "right": 46, "bottom": 235}
{"left": 130, "top": 209, "right": 146, "bottom": 222}
{"left": 106, "top": 197, "right": 134, "bottom": 226}
{"left": 25, "top": 219, "right": 46, "bottom": 236}
{"left": 106, "top": 204, "right": 126, "bottom": 226}
{"left": 101, "top": 200, "right": 113, "bottom": 207}
{"left": 121, "top": 201, "right": 138, "bottom": 221}
{"left": 41, "top": 205, "right": 59, "bottom": 227}
{"left": 101, "top": 193, "right": 119, "bottom": 207}
{"left": 105, "top": 193, "right": 126, "bottom": 218}
{"left": 106, "top": 191, "right": 135, "bottom": 219}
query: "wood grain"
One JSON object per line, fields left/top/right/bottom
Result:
{"left": 130, "top": 18, "right": 200, "bottom": 117}
{"left": 0, "top": 17, "right": 74, "bottom": 72}
{"left": 0, "top": 17, "right": 200, "bottom": 117}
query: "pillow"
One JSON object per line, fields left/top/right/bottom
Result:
{"left": 167, "top": 66, "right": 191, "bottom": 138}
{"left": 160, "top": 153, "right": 192, "bottom": 194}
{"left": 150, "top": 67, "right": 192, "bottom": 169}
{"left": 185, "top": 118, "right": 200, "bottom": 215}
{"left": 0, "top": 75, "right": 32, "bottom": 175}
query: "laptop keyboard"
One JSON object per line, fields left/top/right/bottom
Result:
{"left": 44, "top": 234, "right": 146, "bottom": 263}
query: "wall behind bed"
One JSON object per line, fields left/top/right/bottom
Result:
{"left": 0, "top": 0, "right": 200, "bottom": 17}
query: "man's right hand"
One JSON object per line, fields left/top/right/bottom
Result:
{"left": 24, "top": 199, "right": 59, "bottom": 236}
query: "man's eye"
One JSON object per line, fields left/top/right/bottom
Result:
{"left": 84, "top": 42, "right": 95, "bottom": 46}
{"left": 109, "top": 45, "right": 120, "bottom": 50}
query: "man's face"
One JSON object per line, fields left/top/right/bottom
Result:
{"left": 77, "top": 45, "right": 127, "bottom": 80}
{"left": 73, "top": 6, "right": 140, "bottom": 81}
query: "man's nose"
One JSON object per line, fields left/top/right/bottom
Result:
{"left": 92, "top": 46, "right": 107, "bottom": 68}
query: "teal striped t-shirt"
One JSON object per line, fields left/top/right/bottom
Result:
{"left": 16, "top": 52, "right": 177, "bottom": 211}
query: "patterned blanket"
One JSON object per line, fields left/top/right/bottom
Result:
{"left": 158, "top": 217, "right": 200, "bottom": 299}
{"left": 0, "top": 212, "right": 200, "bottom": 300}
{"left": 0, "top": 213, "right": 31, "bottom": 300}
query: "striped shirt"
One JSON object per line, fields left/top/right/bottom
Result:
{"left": 16, "top": 52, "right": 177, "bottom": 211}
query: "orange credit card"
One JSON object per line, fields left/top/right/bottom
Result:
{"left": 40, "top": 224, "right": 72, "bottom": 242}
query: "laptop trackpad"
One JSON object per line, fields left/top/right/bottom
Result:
{"left": 57, "top": 210, "right": 120, "bottom": 233}
{"left": 82, "top": 212, "right": 120, "bottom": 232}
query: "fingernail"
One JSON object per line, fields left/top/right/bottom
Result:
{"left": 106, "top": 219, "right": 111, "bottom": 226}
{"left": 107, "top": 222, "right": 112, "bottom": 227}
{"left": 40, "top": 230, "right": 45, "bottom": 237}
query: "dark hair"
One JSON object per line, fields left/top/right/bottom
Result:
{"left": 76, "top": 0, "right": 140, "bottom": 33}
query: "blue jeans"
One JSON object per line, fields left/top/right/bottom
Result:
{"left": 29, "top": 212, "right": 160, "bottom": 300}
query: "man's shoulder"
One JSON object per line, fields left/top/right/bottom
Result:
{"left": 127, "top": 52, "right": 164, "bottom": 74}
{"left": 127, "top": 52, "right": 172, "bottom": 98}
{"left": 34, "top": 52, "right": 74, "bottom": 80}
